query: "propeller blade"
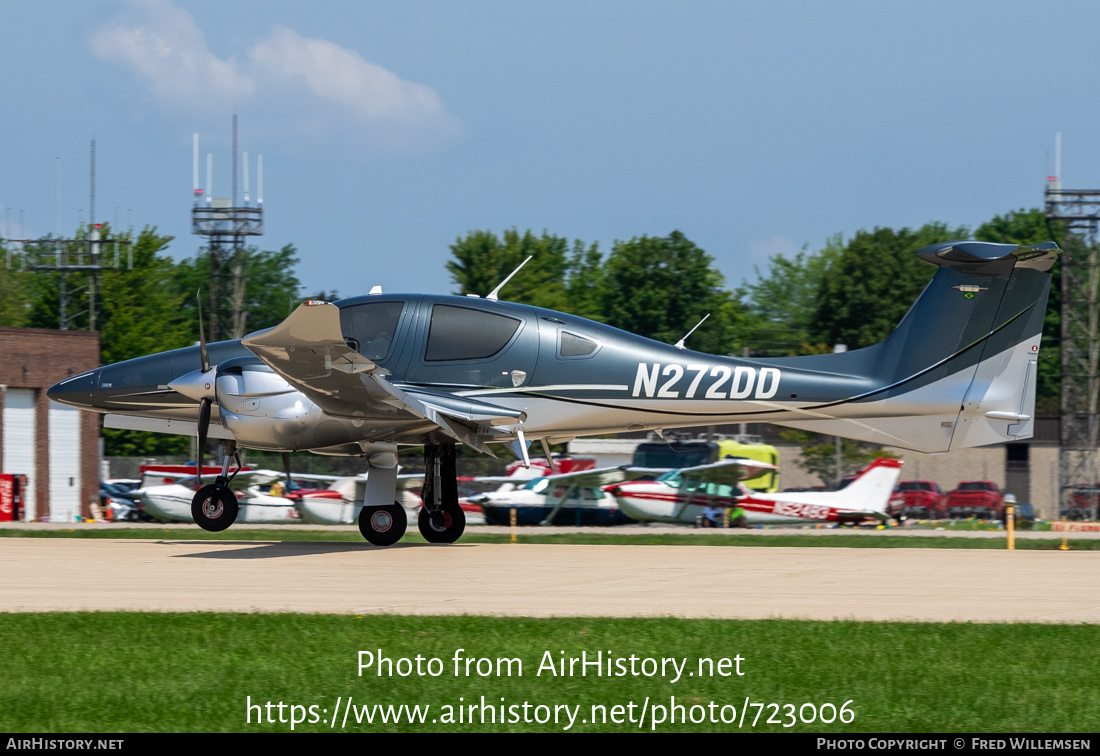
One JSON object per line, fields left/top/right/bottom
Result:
{"left": 196, "top": 397, "right": 211, "bottom": 487}
{"left": 281, "top": 451, "right": 293, "bottom": 491}
{"left": 197, "top": 290, "right": 210, "bottom": 374}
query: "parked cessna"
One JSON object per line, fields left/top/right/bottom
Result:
{"left": 136, "top": 469, "right": 343, "bottom": 524}
{"left": 610, "top": 457, "right": 901, "bottom": 526}
{"left": 48, "top": 240, "right": 1058, "bottom": 545}
{"left": 468, "top": 465, "right": 669, "bottom": 526}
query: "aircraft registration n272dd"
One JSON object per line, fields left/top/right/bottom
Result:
{"left": 48, "top": 240, "right": 1059, "bottom": 545}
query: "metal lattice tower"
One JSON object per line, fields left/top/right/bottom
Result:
{"left": 191, "top": 116, "right": 263, "bottom": 341}
{"left": 1044, "top": 177, "right": 1100, "bottom": 519}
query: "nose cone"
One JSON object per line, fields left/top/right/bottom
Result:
{"left": 46, "top": 369, "right": 99, "bottom": 409}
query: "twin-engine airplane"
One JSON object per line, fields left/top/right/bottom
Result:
{"left": 48, "top": 240, "right": 1058, "bottom": 545}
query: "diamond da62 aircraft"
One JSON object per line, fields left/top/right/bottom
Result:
{"left": 47, "top": 240, "right": 1059, "bottom": 545}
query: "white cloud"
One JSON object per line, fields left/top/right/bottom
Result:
{"left": 90, "top": 0, "right": 253, "bottom": 105}
{"left": 91, "top": 1, "right": 456, "bottom": 145}
{"left": 249, "top": 26, "right": 446, "bottom": 128}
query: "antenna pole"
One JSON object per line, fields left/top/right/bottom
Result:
{"left": 231, "top": 114, "right": 237, "bottom": 208}
{"left": 674, "top": 313, "right": 711, "bottom": 349}
{"left": 1055, "top": 131, "right": 1062, "bottom": 180}
{"left": 89, "top": 139, "right": 95, "bottom": 227}
{"left": 486, "top": 255, "right": 533, "bottom": 301}
{"left": 193, "top": 133, "right": 200, "bottom": 204}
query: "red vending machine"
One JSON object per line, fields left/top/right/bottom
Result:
{"left": 0, "top": 475, "right": 13, "bottom": 522}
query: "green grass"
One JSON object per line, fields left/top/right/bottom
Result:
{"left": 1, "top": 527, "right": 1097, "bottom": 550}
{"left": 0, "top": 613, "right": 1095, "bottom": 733}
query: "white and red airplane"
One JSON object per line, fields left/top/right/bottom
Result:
{"left": 609, "top": 457, "right": 902, "bottom": 526}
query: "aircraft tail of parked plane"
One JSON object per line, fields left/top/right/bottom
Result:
{"left": 735, "top": 457, "right": 903, "bottom": 524}
{"left": 761, "top": 241, "right": 1057, "bottom": 452}
{"left": 810, "top": 457, "right": 900, "bottom": 516}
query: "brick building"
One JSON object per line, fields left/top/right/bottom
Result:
{"left": 0, "top": 327, "right": 100, "bottom": 521}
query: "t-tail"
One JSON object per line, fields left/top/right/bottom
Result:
{"left": 766, "top": 241, "right": 1059, "bottom": 453}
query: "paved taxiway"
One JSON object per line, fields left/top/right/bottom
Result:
{"left": 2, "top": 537, "right": 1097, "bottom": 622}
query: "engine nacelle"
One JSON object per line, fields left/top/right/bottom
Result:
{"left": 216, "top": 359, "right": 313, "bottom": 450}
{"left": 215, "top": 357, "right": 373, "bottom": 451}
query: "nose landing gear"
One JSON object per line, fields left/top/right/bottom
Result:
{"left": 191, "top": 441, "right": 243, "bottom": 532}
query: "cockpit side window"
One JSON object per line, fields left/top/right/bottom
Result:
{"left": 339, "top": 301, "right": 405, "bottom": 361}
{"left": 559, "top": 331, "right": 599, "bottom": 358}
{"left": 425, "top": 305, "right": 521, "bottom": 362}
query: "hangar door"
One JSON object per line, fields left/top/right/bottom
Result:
{"left": 2, "top": 389, "right": 36, "bottom": 520}
{"left": 49, "top": 402, "right": 81, "bottom": 522}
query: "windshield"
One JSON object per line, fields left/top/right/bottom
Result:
{"left": 523, "top": 478, "right": 551, "bottom": 493}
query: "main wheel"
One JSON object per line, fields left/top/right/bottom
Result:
{"left": 418, "top": 503, "right": 466, "bottom": 544}
{"left": 358, "top": 502, "right": 407, "bottom": 546}
{"left": 191, "top": 485, "right": 239, "bottom": 532}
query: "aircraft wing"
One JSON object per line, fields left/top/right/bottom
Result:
{"left": 673, "top": 458, "right": 777, "bottom": 487}
{"left": 519, "top": 465, "right": 671, "bottom": 489}
{"left": 242, "top": 301, "right": 526, "bottom": 453}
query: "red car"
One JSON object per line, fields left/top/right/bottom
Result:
{"left": 944, "top": 481, "right": 1004, "bottom": 519}
{"left": 892, "top": 480, "right": 947, "bottom": 519}
{"left": 1068, "top": 484, "right": 1100, "bottom": 521}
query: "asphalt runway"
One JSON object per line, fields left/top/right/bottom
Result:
{"left": 3, "top": 538, "right": 1098, "bottom": 623}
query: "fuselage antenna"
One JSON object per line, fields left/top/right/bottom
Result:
{"left": 485, "top": 256, "right": 533, "bottom": 301}
{"left": 674, "top": 313, "right": 710, "bottom": 349}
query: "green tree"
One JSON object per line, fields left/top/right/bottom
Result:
{"left": 779, "top": 429, "right": 897, "bottom": 486}
{"left": 446, "top": 229, "right": 574, "bottom": 311}
{"left": 810, "top": 223, "right": 968, "bottom": 349}
{"left": 739, "top": 237, "right": 842, "bottom": 355}
{"left": 600, "top": 231, "right": 744, "bottom": 355}
{"left": 97, "top": 228, "right": 194, "bottom": 456}
{"left": 0, "top": 242, "right": 32, "bottom": 327}
{"left": 173, "top": 244, "right": 305, "bottom": 342}
{"left": 563, "top": 239, "right": 605, "bottom": 322}
{"left": 98, "top": 228, "right": 191, "bottom": 365}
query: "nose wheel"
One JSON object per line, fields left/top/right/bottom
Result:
{"left": 191, "top": 485, "right": 239, "bottom": 531}
{"left": 358, "top": 502, "right": 408, "bottom": 546}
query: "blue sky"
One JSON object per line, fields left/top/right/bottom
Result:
{"left": 2, "top": 0, "right": 1098, "bottom": 299}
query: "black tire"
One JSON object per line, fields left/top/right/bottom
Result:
{"left": 358, "top": 502, "right": 407, "bottom": 546}
{"left": 191, "top": 485, "right": 239, "bottom": 532}
{"left": 418, "top": 503, "right": 466, "bottom": 544}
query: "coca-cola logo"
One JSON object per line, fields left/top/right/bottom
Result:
{"left": 0, "top": 477, "right": 13, "bottom": 516}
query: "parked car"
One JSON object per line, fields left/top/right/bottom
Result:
{"left": 945, "top": 481, "right": 1004, "bottom": 519}
{"left": 1067, "top": 484, "right": 1100, "bottom": 520}
{"left": 99, "top": 481, "right": 151, "bottom": 522}
{"left": 891, "top": 480, "right": 947, "bottom": 519}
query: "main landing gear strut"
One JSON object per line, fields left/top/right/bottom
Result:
{"left": 418, "top": 443, "right": 465, "bottom": 544}
{"left": 356, "top": 443, "right": 464, "bottom": 546}
{"left": 191, "top": 440, "right": 242, "bottom": 532}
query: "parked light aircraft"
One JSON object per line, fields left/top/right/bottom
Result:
{"left": 611, "top": 457, "right": 901, "bottom": 526}
{"left": 47, "top": 240, "right": 1058, "bottom": 545}
{"left": 468, "top": 465, "right": 668, "bottom": 526}
{"left": 137, "top": 469, "right": 344, "bottom": 523}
